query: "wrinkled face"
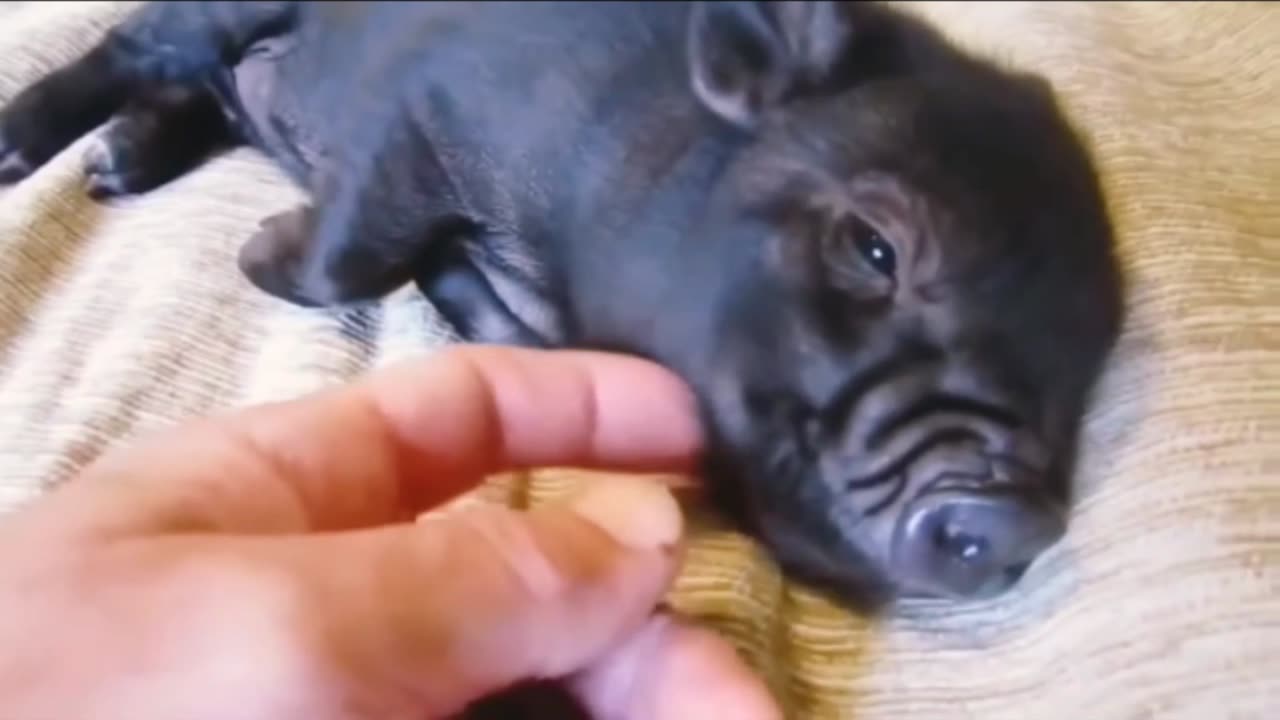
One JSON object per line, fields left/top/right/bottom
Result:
{"left": 683, "top": 1, "right": 1125, "bottom": 607}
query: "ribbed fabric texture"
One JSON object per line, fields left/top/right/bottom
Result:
{"left": 1, "top": 3, "right": 1276, "bottom": 718}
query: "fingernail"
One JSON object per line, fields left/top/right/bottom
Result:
{"left": 569, "top": 476, "right": 684, "bottom": 551}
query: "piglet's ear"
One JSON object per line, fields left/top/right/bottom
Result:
{"left": 687, "top": 0, "right": 855, "bottom": 128}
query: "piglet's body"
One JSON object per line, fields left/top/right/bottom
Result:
{"left": 0, "top": 1, "right": 1125, "bottom": 610}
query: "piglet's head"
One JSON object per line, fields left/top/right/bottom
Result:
{"left": 672, "top": 0, "right": 1124, "bottom": 608}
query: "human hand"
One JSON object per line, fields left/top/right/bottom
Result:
{"left": 0, "top": 346, "right": 781, "bottom": 720}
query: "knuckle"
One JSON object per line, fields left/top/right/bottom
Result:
{"left": 444, "top": 506, "right": 581, "bottom": 605}
{"left": 440, "top": 502, "right": 619, "bottom": 607}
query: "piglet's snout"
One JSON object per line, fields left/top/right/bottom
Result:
{"left": 892, "top": 475, "right": 1066, "bottom": 599}
{"left": 829, "top": 355, "right": 1065, "bottom": 599}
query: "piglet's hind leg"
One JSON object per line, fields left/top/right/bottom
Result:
{"left": 0, "top": 1, "right": 295, "bottom": 184}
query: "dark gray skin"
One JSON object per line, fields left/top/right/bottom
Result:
{"left": 0, "top": 1, "right": 1125, "bottom": 611}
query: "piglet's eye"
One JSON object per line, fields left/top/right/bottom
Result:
{"left": 848, "top": 217, "right": 897, "bottom": 278}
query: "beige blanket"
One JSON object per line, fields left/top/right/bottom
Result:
{"left": 2, "top": 2, "right": 1277, "bottom": 718}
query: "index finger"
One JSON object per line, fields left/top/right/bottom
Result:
{"left": 33, "top": 346, "right": 705, "bottom": 538}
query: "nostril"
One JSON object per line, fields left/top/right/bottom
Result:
{"left": 1004, "top": 561, "right": 1031, "bottom": 582}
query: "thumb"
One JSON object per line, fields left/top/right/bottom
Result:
{"left": 274, "top": 475, "right": 685, "bottom": 717}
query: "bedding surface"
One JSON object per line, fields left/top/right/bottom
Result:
{"left": 1, "top": 2, "right": 1277, "bottom": 718}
